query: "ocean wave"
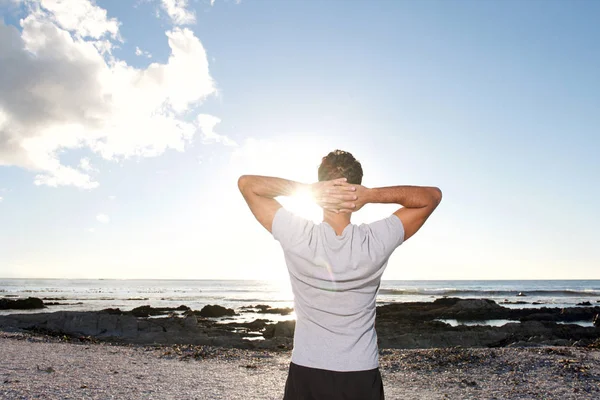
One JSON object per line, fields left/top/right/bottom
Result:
{"left": 378, "top": 288, "right": 600, "bottom": 297}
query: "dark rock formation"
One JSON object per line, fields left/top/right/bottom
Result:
{"left": 577, "top": 301, "right": 592, "bottom": 306}
{"left": 197, "top": 305, "right": 237, "bottom": 318}
{"left": 130, "top": 305, "right": 190, "bottom": 317}
{"left": 240, "top": 304, "right": 294, "bottom": 315}
{"left": 0, "top": 311, "right": 253, "bottom": 348}
{"left": 101, "top": 308, "right": 124, "bottom": 315}
{"left": 376, "top": 297, "right": 600, "bottom": 323}
{"left": 264, "top": 321, "right": 295, "bottom": 338}
{"left": 225, "top": 319, "right": 270, "bottom": 331}
{"left": 0, "top": 297, "right": 45, "bottom": 310}
{"left": 255, "top": 305, "right": 294, "bottom": 315}
{"left": 374, "top": 298, "right": 600, "bottom": 349}
{"left": 1, "top": 298, "right": 599, "bottom": 350}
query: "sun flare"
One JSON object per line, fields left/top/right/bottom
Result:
{"left": 279, "top": 188, "right": 323, "bottom": 223}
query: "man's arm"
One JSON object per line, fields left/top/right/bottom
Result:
{"left": 238, "top": 175, "right": 356, "bottom": 233}
{"left": 238, "top": 175, "right": 300, "bottom": 233}
{"left": 355, "top": 185, "right": 442, "bottom": 241}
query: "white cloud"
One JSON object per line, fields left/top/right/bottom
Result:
{"left": 108, "top": 195, "right": 116, "bottom": 200}
{"left": 196, "top": 114, "right": 237, "bottom": 146}
{"left": 79, "top": 157, "right": 97, "bottom": 172}
{"left": 86, "top": 227, "right": 95, "bottom": 233}
{"left": 210, "top": 0, "right": 242, "bottom": 6}
{"left": 135, "top": 46, "right": 152, "bottom": 58}
{"left": 0, "top": 196, "right": 3, "bottom": 202}
{"left": 96, "top": 213, "right": 109, "bottom": 223}
{"left": 33, "top": 0, "right": 120, "bottom": 40}
{"left": 161, "top": 0, "right": 195, "bottom": 26}
{"left": 0, "top": 1, "right": 232, "bottom": 189}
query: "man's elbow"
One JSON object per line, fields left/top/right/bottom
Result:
{"left": 238, "top": 175, "right": 250, "bottom": 193}
{"left": 429, "top": 187, "right": 442, "bottom": 206}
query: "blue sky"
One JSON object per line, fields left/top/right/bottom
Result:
{"left": 0, "top": 0, "right": 598, "bottom": 280}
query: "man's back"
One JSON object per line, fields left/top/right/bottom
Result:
{"left": 272, "top": 208, "right": 404, "bottom": 371}
{"left": 238, "top": 149, "right": 441, "bottom": 399}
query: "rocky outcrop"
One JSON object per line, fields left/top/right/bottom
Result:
{"left": 129, "top": 305, "right": 190, "bottom": 317}
{"left": 374, "top": 298, "right": 600, "bottom": 349}
{"left": 0, "top": 297, "right": 45, "bottom": 310}
{"left": 376, "top": 297, "right": 600, "bottom": 323}
{"left": 240, "top": 304, "right": 294, "bottom": 315}
{"left": 264, "top": 321, "right": 295, "bottom": 338}
{"left": 1, "top": 298, "right": 599, "bottom": 350}
{"left": 0, "top": 311, "right": 254, "bottom": 348}
{"left": 196, "top": 305, "right": 237, "bottom": 318}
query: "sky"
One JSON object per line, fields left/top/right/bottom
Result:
{"left": 0, "top": 0, "right": 598, "bottom": 281}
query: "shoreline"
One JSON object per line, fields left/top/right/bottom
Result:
{"left": 1, "top": 297, "right": 599, "bottom": 350}
{"left": 2, "top": 330, "right": 599, "bottom": 399}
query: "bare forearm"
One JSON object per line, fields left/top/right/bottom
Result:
{"left": 365, "top": 185, "right": 442, "bottom": 209}
{"left": 238, "top": 175, "right": 306, "bottom": 199}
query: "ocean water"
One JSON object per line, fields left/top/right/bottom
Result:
{"left": 1, "top": 279, "right": 599, "bottom": 317}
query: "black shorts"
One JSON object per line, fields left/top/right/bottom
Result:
{"left": 283, "top": 362, "right": 385, "bottom": 400}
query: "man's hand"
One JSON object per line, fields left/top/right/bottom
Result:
{"left": 311, "top": 178, "right": 358, "bottom": 213}
{"left": 347, "top": 184, "right": 370, "bottom": 212}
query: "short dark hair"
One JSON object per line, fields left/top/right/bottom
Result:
{"left": 318, "top": 150, "right": 363, "bottom": 185}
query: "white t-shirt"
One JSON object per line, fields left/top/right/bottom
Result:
{"left": 272, "top": 207, "right": 404, "bottom": 372}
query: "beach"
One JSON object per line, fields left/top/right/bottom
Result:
{"left": 2, "top": 281, "right": 600, "bottom": 398}
{"left": 2, "top": 331, "right": 599, "bottom": 399}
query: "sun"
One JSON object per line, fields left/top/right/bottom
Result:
{"left": 279, "top": 187, "right": 323, "bottom": 223}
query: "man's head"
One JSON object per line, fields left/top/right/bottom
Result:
{"left": 318, "top": 150, "right": 363, "bottom": 185}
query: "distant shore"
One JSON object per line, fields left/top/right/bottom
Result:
{"left": 2, "top": 330, "right": 599, "bottom": 399}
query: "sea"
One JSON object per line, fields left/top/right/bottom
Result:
{"left": 1, "top": 279, "right": 599, "bottom": 320}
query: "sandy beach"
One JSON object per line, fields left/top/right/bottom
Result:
{"left": 1, "top": 331, "right": 599, "bottom": 400}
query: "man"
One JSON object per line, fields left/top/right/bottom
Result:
{"left": 238, "top": 150, "right": 442, "bottom": 400}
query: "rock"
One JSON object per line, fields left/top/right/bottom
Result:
{"left": 130, "top": 305, "right": 190, "bottom": 317}
{"left": 227, "top": 319, "right": 270, "bottom": 331}
{"left": 183, "top": 314, "right": 197, "bottom": 328}
{"left": 520, "top": 313, "right": 560, "bottom": 322}
{"left": 240, "top": 304, "right": 294, "bottom": 315}
{"left": 432, "top": 297, "right": 461, "bottom": 306}
{"left": 576, "top": 301, "right": 592, "bottom": 306}
{"left": 0, "top": 297, "right": 45, "bottom": 310}
{"left": 101, "top": 308, "right": 124, "bottom": 315}
{"left": 130, "top": 305, "right": 166, "bottom": 317}
{"left": 517, "top": 292, "right": 527, "bottom": 297}
{"left": 573, "top": 339, "right": 594, "bottom": 347}
{"left": 255, "top": 306, "right": 294, "bottom": 315}
{"left": 2, "top": 298, "right": 599, "bottom": 350}
{"left": 263, "top": 321, "right": 295, "bottom": 339}
{"left": 198, "top": 305, "right": 237, "bottom": 318}
{"left": 0, "top": 311, "right": 254, "bottom": 347}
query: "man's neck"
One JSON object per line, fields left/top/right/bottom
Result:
{"left": 322, "top": 211, "right": 352, "bottom": 236}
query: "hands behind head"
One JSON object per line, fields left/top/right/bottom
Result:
{"left": 311, "top": 178, "right": 367, "bottom": 214}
